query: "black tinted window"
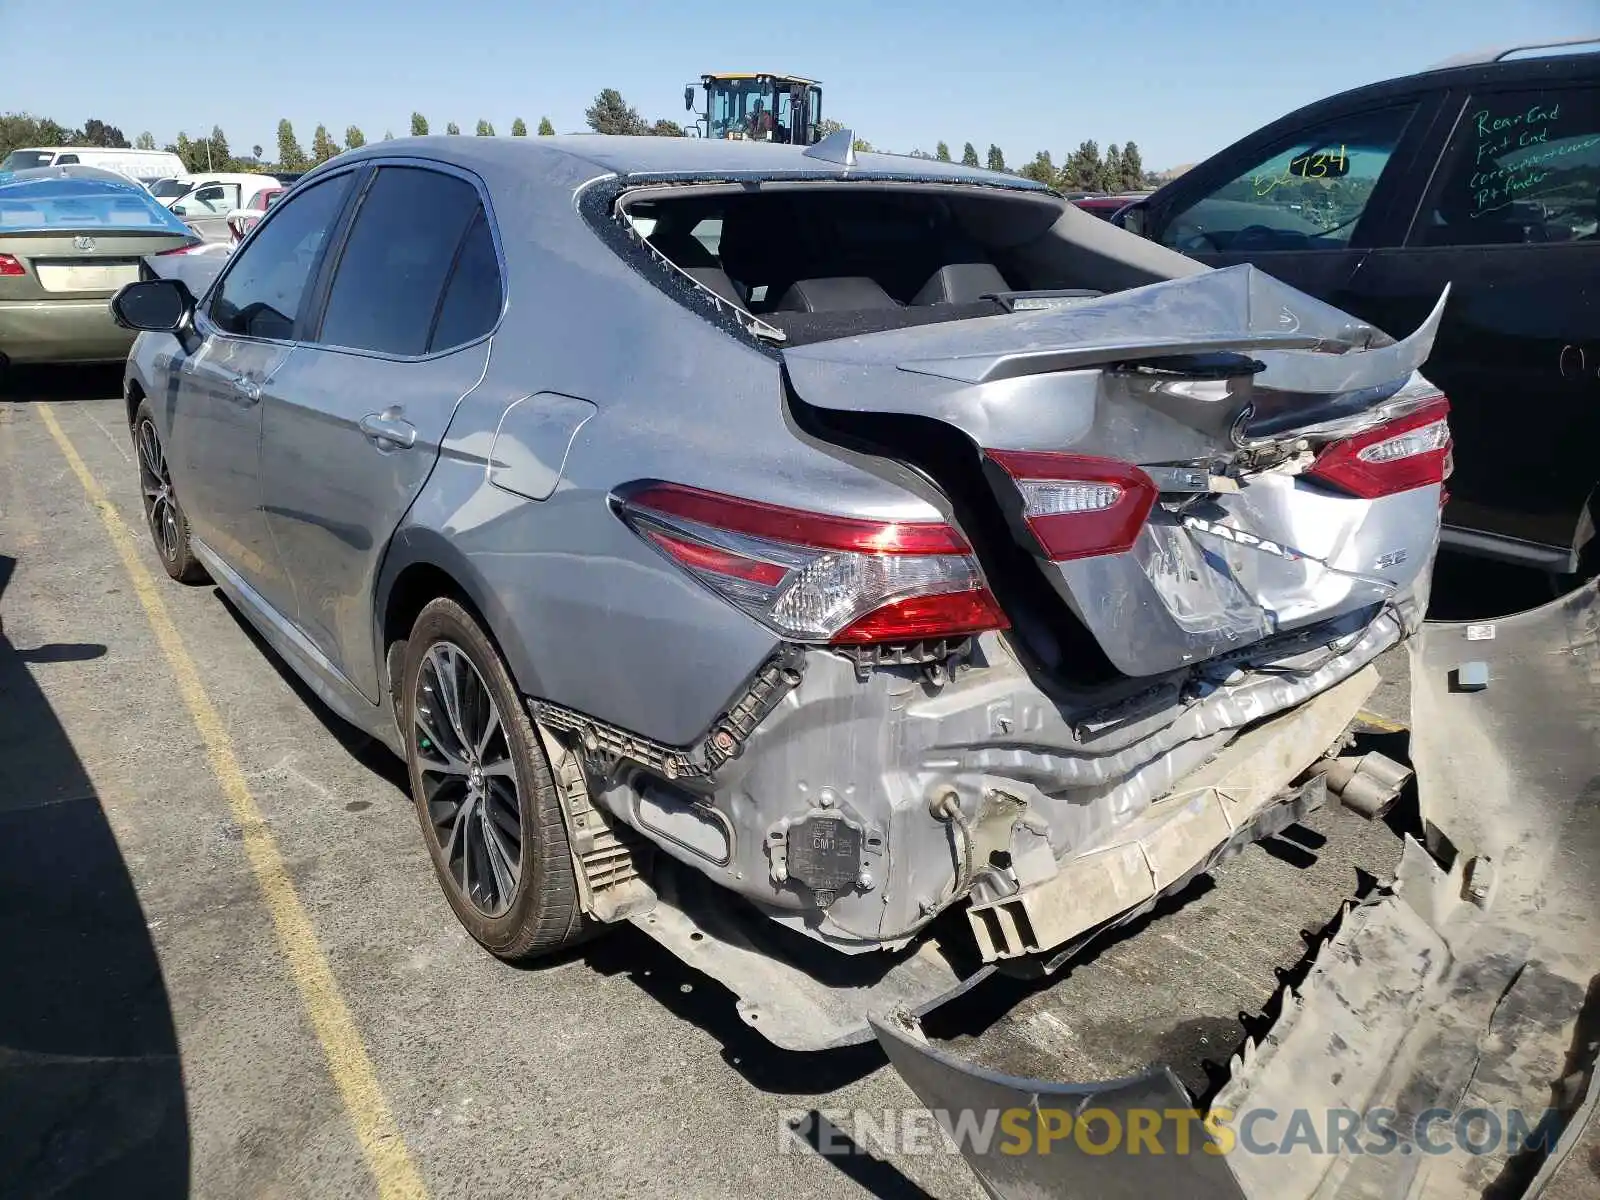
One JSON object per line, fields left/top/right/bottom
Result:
{"left": 317, "top": 167, "right": 481, "bottom": 355}
{"left": 1159, "top": 105, "right": 1416, "bottom": 253}
{"left": 211, "top": 173, "right": 352, "bottom": 340}
{"left": 428, "top": 211, "right": 502, "bottom": 352}
{"left": 1419, "top": 87, "right": 1600, "bottom": 246}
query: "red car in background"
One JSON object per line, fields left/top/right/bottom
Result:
{"left": 1070, "top": 192, "right": 1153, "bottom": 221}
{"left": 224, "top": 186, "right": 285, "bottom": 243}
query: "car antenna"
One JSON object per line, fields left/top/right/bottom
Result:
{"left": 803, "top": 128, "right": 856, "bottom": 169}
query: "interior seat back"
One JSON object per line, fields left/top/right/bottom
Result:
{"left": 775, "top": 277, "right": 901, "bottom": 312}
{"left": 913, "top": 262, "right": 1011, "bottom": 305}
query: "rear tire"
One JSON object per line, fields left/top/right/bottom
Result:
{"left": 402, "top": 597, "right": 584, "bottom": 961}
{"left": 132, "top": 400, "right": 208, "bottom": 584}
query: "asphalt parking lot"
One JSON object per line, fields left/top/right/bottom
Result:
{"left": 0, "top": 368, "right": 1448, "bottom": 1200}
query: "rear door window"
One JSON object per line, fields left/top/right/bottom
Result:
{"left": 427, "top": 210, "right": 502, "bottom": 352}
{"left": 209, "top": 172, "right": 354, "bottom": 340}
{"left": 1159, "top": 104, "right": 1419, "bottom": 254}
{"left": 315, "top": 166, "right": 483, "bottom": 356}
{"left": 1414, "top": 86, "right": 1600, "bottom": 245}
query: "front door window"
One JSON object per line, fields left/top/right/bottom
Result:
{"left": 1160, "top": 104, "right": 1418, "bottom": 254}
{"left": 208, "top": 172, "right": 353, "bottom": 340}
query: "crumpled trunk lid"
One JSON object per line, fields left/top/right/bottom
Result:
{"left": 782, "top": 265, "right": 1449, "bottom": 678}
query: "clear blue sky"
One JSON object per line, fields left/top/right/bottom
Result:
{"left": 4, "top": 0, "right": 1593, "bottom": 170}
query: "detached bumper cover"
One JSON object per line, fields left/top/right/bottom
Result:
{"left": 874, "top": 579, "right": 1600, "bottom": 1200}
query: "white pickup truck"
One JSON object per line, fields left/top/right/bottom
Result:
{"left": 153, "top": 173, "right": 284, "bottom": 243}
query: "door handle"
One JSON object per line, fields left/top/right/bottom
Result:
{"left": 359, "top": 409, "right": 417, "bottom": 450}
{"left": 228, "top": 373, "right": 261, "bottom": 402}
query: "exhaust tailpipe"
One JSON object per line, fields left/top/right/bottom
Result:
{"left": 1310, "top": 751, "right": 1412, "bottom": 819}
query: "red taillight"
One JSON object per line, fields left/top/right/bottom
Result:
{"left": 618, "top": 482, "right": 1009, "bottom": 645}
{"left": 1307, "top": 395, "right": 1452, "bottom": 499}
{"left": 643, "top": 528, "right": 788, "bottom": 588}
{"left": 832, "top": 591, "right": 1009, "bottom": 644}
{"left": 0, "top": 253, "right": 25, "bottom": 277}
{"left": 987, "top": 450, "right": 1159, "bottom": 561}
{"left": 157, "top": 239, "right": 207, "bottom": 256}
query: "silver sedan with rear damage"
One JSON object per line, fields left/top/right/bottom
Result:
{"left": 111, "top": 132, "right": 1451, "bottom": 1053}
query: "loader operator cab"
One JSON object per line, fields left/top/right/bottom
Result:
{"left": 686, "top": 73, "right": 823, "bottom": 145}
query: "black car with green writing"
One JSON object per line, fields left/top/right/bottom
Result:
{"left": 1118, "top": 39, "right": 1599, "bottom": 578}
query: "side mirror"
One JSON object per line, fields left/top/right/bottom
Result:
{"left": 1113, "top": 200, "right": 1151, "bottom": 238}
{"left": 684, "top": 85, "right": 695, "bottom": 112}
{"left": 170, "top": 202, "right": 189, "bottom": 216}
{"left": 111, "top": 278, "right": 195, "bottom": 332}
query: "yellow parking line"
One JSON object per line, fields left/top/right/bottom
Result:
{"left": 1356, "top": 709, "right": 1409, "bottom": 734}
{"left": 38, "top": 404, "right": 428, "bottom": 1200}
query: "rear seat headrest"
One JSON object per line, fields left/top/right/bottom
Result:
{"left": 914, "top": 262, "right": 1010, "bottom": 305}
{"left": 775, "top": 277, "right": 901, "bottom": 313}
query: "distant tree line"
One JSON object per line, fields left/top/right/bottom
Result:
{"left": 783, "top": 117, "right": 1158, "bottom": 191}
{"left": 0, "top": 110, "right": 559, "bottom": 175}
{"left": 883, "top": 136, "right": 1154, "bottom": 192}
{"left": 3, "top": 99, "right": 1161, "bottom": 191}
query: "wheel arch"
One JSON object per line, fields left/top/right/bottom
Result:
{"left": 374, "top": 528, "right": 546, "bottom": 718}
{"left": 125, "top": 375, "right": 146, "bottom": 429}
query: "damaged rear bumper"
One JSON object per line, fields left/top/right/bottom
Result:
{"left": 621, "top": 639, "right": 1390, "bottom": 1051}
{"left": 871, "top": 579, "right": 1600, "bottom": 1200}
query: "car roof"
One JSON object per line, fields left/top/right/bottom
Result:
{"left": 323, "top": 134, "right": 1049, "bottom": 191}
{"left": 1311, "top": 42, "right": 1597, "bottom": 108}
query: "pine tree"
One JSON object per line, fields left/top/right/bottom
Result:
{"left": 382, "top": 131, "right": 394, "bottom": 141}
{"left": 135, "top": 131, "right": 156, "bottom": 150}
{"left": 276, "top": 119, "right": 308, "bottom": 170}
{"left": 82, "top": 119, "right": 129, "bottom": 148}
{"left": 935, "top": 141, "right": 951, "bottom": 162}
{"left": 537, "top": 116, "right": 555, "bottom": 136}
{"left": 1061, "top": 140, "right": 1102, "bottom": 191}
{"left": 207, "top": 125, "right": 230, "bottom": 169}
{"left": 1101, "top": 143, "right": 1124, "bottom": 193}
{"left": 475, "top": 119, "right": 494, "bottom": 136}
{"left": 1119, "top": 141, "right": 1145, "bottom": 191}
{"left": 175, "top": 132, "right": 196, "bottom": 173}
{"left": 310, "top": 124, "right": 339, "bottom": 163}
{"left": 961, "top": 142, "right": 980, "bottom": 167}
{"left": 445, "top": 122, "right": 461, "bottom": 136}
{"left": 585, "top": 88, "right": 650, "bottom": 135}
{"left": 511, "top": 117, "right": 528, "bottom": 137}
{"left": 410, "top": 113, "right": 429, "bottom": 137}
{"left": 343, "top": 126, "right": 366, "bottom": 151}
{"left": 1018, "top": 150, "right": 1056, "bottom": 185}
{"left": 985, "top": 144, "right": 1007, "bottom": 173}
